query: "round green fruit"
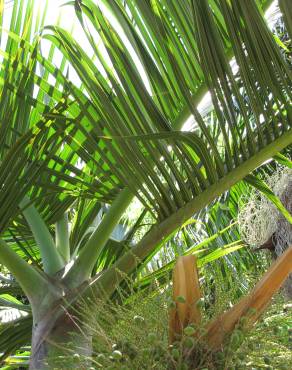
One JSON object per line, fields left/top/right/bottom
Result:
{"left": 184, "top": 337, "right": 194, "bottom": 348}
{"left": 171, "top": 348, "right": 180, "bottom": 360}
{"left": 184, "top": 326, "right": 196, "bottom": 336}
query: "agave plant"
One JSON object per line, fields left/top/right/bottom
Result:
{"left": 0, "top": 0, "right": 291, "bottom": 368}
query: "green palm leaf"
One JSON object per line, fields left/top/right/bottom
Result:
{"left": 0, "top": 0, "right": 291, "bottom": 364}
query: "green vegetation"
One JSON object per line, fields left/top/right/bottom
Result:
{"left": 0, "top": 0, "right": 291, "bottom": 368}
{"left": 37, "top": 275, "right": 291, "bottom": 370}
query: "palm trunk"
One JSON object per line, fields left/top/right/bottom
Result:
{"left": 30, "top": 304, "right": 92, "bottom": 370}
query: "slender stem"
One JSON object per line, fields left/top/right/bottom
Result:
{"left": 0, "top": 239, "right": 48, "bottom": 304}
{"left": 20, "top": 196, "right": 64, "bottom": 275}
{"left": 55, "top": 212, "right": 70, "bottom": 263}
{"left": 66, "top": 188, "right": 133, "bottom": 286}
{"left": 88, "top": 130, "right": 292, "bottom": 297}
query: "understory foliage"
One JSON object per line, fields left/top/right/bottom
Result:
{"left": 49, "top": 272, "right": 291, "bottom": 370}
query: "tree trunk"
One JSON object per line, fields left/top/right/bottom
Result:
{"left": 30, "top": 304, "right": 92, "bottom": 370}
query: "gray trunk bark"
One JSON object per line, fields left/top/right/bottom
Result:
{"left": 30, "top": 305, "right": 92, "bottom": 370}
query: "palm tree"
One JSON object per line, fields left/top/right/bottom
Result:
{"left": 0, "top": 0, "right": 291, "bottom": 368}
